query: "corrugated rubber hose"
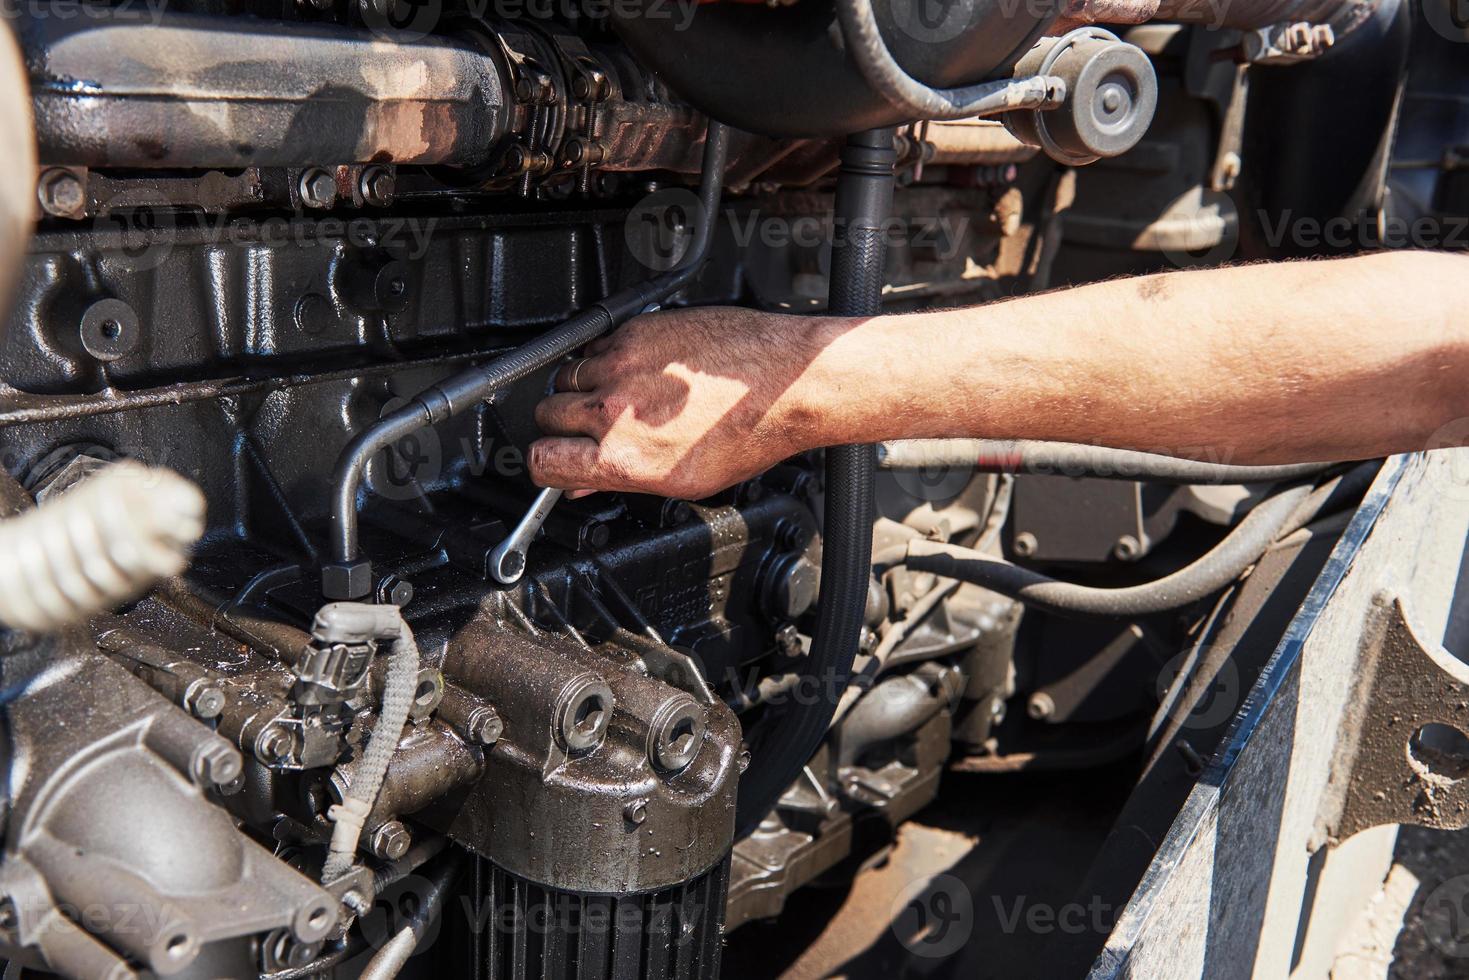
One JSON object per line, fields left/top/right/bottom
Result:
{"left": 734, "top": 129, "right": 894, "bottom": 837}
{"left": 315, "top": 602, "right": 421, "bottom": 883}
{"left": 0, "top": 462, "right": 205, "bottom": 633}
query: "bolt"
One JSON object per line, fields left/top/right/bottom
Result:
{"left": 1027, "top": 691, "right": 1055, "bottom": 720}
{"left": 257, "top": 726, "right": 294, "bottom": 764}
{"left": 578, "top": 520, "right": 610, "bottom": 550}
{"left": 370, "top": 820, "right": 412, "bottom": 861}
{"left": 194, "top": 740, "right": 242, "bottom": 787}
{"left": 624, "top": 799, "right": 648, "bottom": 825}
{"left": 38, "top": 169, "right": 85, "bottom": 218}
{"left": 661, "top": 499, "right": 692, "bottom": 526}
{"left": 360, "top": 166, "right": 395, "bottom": 207}
{"left": 185, "top": 680, "right": 226, "bottom": 719}
{"left": 1012, "top": 532, "right": 1038, "bottom": 558}
{"left": 375, "top": 574, "right": 414, "bottom": 607}
{"left": 1113, "top": 535, "right": 1142, "bottom": 561}
{"left": 299, "top": 168, "right": 337, "bottom": 210}
{"left": 466, "top": 705, "right": 504, "bottom": 746}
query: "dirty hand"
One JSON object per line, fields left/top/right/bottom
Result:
{"left": 529, "top": 307, "right": 837, "bottom": 499}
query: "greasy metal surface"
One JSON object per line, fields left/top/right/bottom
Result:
{"left": 24, "top": 12, "right": 511, "bottom": 167}
{"left": 1324, "top": 594, "right": 1469, "bottom": 841}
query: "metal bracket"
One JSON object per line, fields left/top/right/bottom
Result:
{"left": 1320, "top": 593, "right": 1469, "bottom": 845}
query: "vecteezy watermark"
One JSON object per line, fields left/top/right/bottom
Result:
{"left": 1257, "top": 209, "right": 1469, "bottom": 252}
{"left": 1422, "top": 874, "right": 1469, "bottom": 957}
{"left": 623, "top": 187, "right": 973, "bottom": 275}
{"left": 1155, "top": 644, "right": 1242, "bottom": 733}
{"left": 0, "top": 0, "right": 169, "bottom": 23}
{"left": 361, "top": 0, "right": 695, "bottom": 42}
{"left": 892, "top": 874, "right": 974, "bottom": 957}
{"left": 91, "top": 189, "right": 440, "bottom": 274}
{"left": 1421, "top": 0, "right": 1469, "bottom": 42}
{"left": 1159, "top": 193, "right": 1240, "bottom": 269}
{"left": 889, "top": 875, "right": 1121, "bottom": 959}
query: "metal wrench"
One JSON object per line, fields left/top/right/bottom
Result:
{"left": 488, "top": 486, "right": 563, "bottom": 584}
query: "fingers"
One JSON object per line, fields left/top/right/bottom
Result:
{"left": 552, "top": 355, "right": 611, "bottom": 394}
{"left": 535, "top": 392, "right": 612, "bottom": 438}
{"left": 529, "top": 437, "right": 623, "bottom": 492}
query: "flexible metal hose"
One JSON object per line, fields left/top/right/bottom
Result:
{"left": 832, "top": 0, "right": 1064, "bottom": 120}
{"left": 324, "top": 120, "right": 732, "bottom": 597}
{"left": 356, "top": 858, "right": 461, "bottom": 980}
{"left": 734, "top": 129, "right": 894, "bottom": 836}
{"left": 901, "top": 482, "right": 1317, "bottom": 617}
{"left": 877, "top": 439, "right": 1338, "bottom": 484}
{"left": 315, "top": 603, "right": 421, "bottom": 883}
{"left": 0, "top": 462, "right": 205, "bottom": 633}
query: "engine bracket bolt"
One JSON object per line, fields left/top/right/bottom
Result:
{"left": 1012, "top": 531, "right": 1039, "bottom": 558}
{"left": 38, "top": 169, "right": 86, "bottom": 218}
{"left": 466, "top": 706, "right": 504, "bottom": 746}
{"left": 299, "top": 167, "right": 338, "bottom": 210}
{"left": 370, "top": 820, "right": 412, "bottom": 861}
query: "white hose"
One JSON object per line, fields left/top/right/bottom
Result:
{"left": 320, "top": 608, "right": 420, "bottom": 883}
{"left": 0, "top": 462, "right": 206, "bottom": 632}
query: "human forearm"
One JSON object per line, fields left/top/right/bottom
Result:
{"left": 790, "top": 250, "right": 1469, "bottom": 464}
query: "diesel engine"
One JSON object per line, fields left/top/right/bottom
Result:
{"left": 0, "top": 0, "right": 1452, "bottom": 973}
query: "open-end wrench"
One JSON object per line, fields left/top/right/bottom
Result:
{"left": 488, "top": 487, "right": 563, "bottom": 584}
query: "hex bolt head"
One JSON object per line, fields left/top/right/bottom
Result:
{"left": 299, "top": 168, "right": 338, "bottom": 210}
{"left": 466, "top": 706, "right": 504, "bottom": 746}
{"left": 38, "top": 169, "right": 85, "bottom": 218}
{"left": 1113, "top": 535, "right": 1142, "bottom": 561}
{"left": 193, "top": 740, "right": 243, "bottom": 787}
{"left": 1027, "top": 691, "right": 1056, "bottom": 721}
{"left": 257, "top": 727, "right": 294, "bottom": 764}
{"left": 370, "top": 820, "right": 412, "bottom": 861}
{"left": 359, "top": 166, "right": 395, "bottom": 207}
{"left": 375, "top": 574, "right": 414, "bottom": 607}
{"left": 185, "top": 680, "right": 226, "bottom": 719}
{"left": 1012, "top": 531, "right": 1038, "bottom": 558}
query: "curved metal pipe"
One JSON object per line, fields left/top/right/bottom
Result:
{"left": 833, "top": 0, "right": 1064, "bottom": 121}
{"left": 324, "top": 121, "right": 731, "bottom": 597}
{"left": 901, "top": 482, "right": 1317, "bottom": 617}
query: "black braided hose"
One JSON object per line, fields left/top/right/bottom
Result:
{"left": 735, "top": 129, "right": 895, "bottom": 836}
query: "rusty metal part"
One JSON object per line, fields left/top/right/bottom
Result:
{"left": 23, "top": 12, "right": 511, "bottom": 168}
{"left": 1320, "top": 593, "right": 1469, "bottom": 842}
{"left": 914, "top": 119, "right": 1040, "bottom": 166}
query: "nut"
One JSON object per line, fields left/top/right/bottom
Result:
{"left": 370, "top": 820, "right": 412, "bottom": 861}
{"left": 466, "top": 706, "right": 504, "bottom": 746}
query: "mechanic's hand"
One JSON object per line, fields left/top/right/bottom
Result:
{"left": 529, "top": 307, "right": 832, "bottom": 499}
